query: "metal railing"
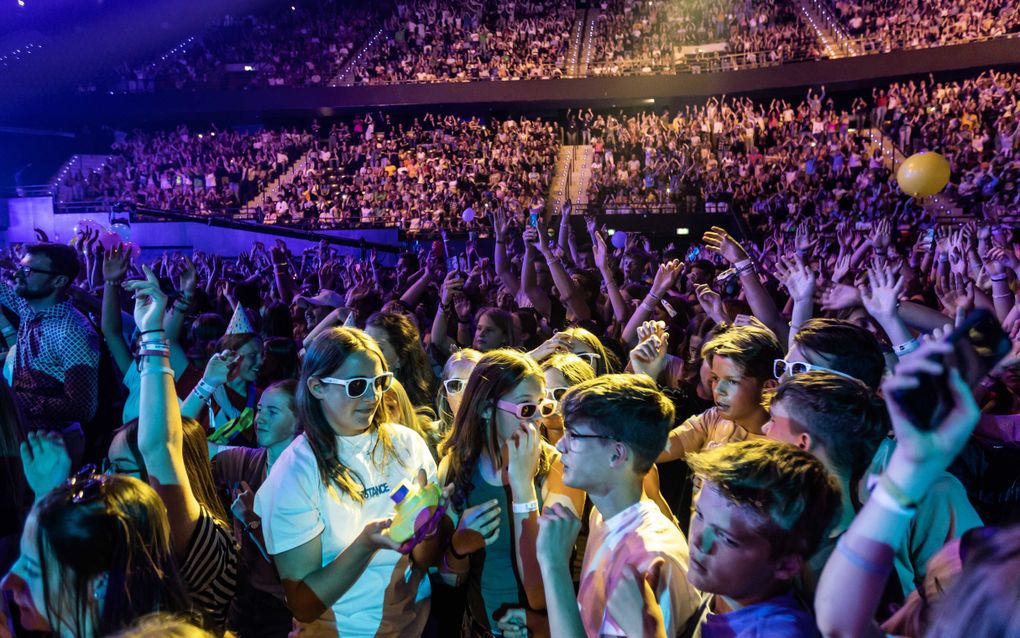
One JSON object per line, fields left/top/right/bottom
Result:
{"left": 0, "top": 184, "right": 53, "bottom": 198}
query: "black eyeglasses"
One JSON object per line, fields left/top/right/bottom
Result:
{"left": 16, "top": 265, "right": 59, "bottom": 278}
{"left": 561, "top": 427, "right": 616, "bottom": 453}
{"left": 65, "top": 464, "right": 108, "bottom": 504}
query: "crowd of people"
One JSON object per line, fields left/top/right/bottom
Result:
{"left": 59, "top": 126, "right": 311, "bottom": 216}
{"left": 878, "top": 70, "right": 1020, "bottom": 215}
{"left": 263, "top": 112, "right": 559, "bottom": 231}
{"left": 98, "top": 0, "right": 1020, "bottom": 91}
{"left": 350, "top": 0, "right": 575, "bottom": 84}
{"left": 588, "top": 0, "right": 823, "bottom": 76}
{"left": 1, "top": 110, "right": 1020, "bottom": 635}
{"left": 112, "top": 1, "right": 384, "bottom": 92}
{"left": 60, "top": 70, "right": 1020, "bottom": 230}
{"left": 831, "top": 0, "right": 1020, "bottom": 52}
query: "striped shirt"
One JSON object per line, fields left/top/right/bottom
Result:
{"left": 180, "top": 508, "right": 239, "bottom": 631}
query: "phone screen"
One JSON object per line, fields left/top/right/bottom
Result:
{"left": 529, "top": 211, "right": 539, "bottom": 228}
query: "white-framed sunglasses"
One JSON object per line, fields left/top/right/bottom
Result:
{"left": 319, "top": 372, "right": 395, "bottom": 398}
{"left": 443, "top": 378, "right": 468, "bottom": 396}
{"left": 546, "top": 386, "right": 570, "bottom": 402}
{"left": 576, "top": 352, "right": 602, "bottom": 368}
{"left": 496, "top": 398, "right": 558, "bottom": 420}
{"left": 773, "top": 359, "right": 858, "bottom": 382}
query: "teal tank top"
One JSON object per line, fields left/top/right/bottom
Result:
{"left": 463, "top": 463, "right": 544, "bottom": 632}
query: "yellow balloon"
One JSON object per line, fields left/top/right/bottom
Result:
{"left": 896, "top": 152, "right": 950, "bottom": 198}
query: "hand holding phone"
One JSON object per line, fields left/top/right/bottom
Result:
{"left": 890, "top": 309, "right": 1010, "bottom": 430}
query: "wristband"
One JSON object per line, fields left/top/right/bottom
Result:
{"left": 648, "top": 291, "right": 662, "bottom": 302}
{"left": 197, "top": 378, "right": 219, "bottom": 396}
{"left": 640, "top": 301, "right": 657, "bottom": 313}
{"left": 660, "top": 298, "right": 678, "bottom": 318}
{"left": 512, "top": 500, "right": 539, "bottom": 515}
{"left": 104, "top": 280, "right": 122, "bottom": 287}
{"left": 878, "top": 473, "right": 918, "bottom": 510}
{"left": 993, "top": 292, "right": 1014, "bottom": 299}
{"left": 990, "top": 273, "right": 1008, "bottom": 282}
{"left": 835, "top": 537, "right": 893, "bottom": 575}
{"left": 140, "top": 329, "right": 165, "bottom": 336}
{"left": 734, "top": 258, "right": 753, "bottom": 271}
{"left": 892, "top": 337, "right": 920, "bottom": 356}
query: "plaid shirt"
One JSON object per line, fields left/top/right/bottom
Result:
{"left": 0, "top": 283, "right": 100, "bottom": 430}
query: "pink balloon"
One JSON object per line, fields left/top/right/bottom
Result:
{"left": 98, "top": 231, "right": 121, "bottom": 251}
{"left": 123, "top": 242, "right": 141, "bottom": 260}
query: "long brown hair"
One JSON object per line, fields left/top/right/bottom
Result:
{"left": 34, "top": 475, "right": 192, "bottom": 637}
{"left": 298, "top": 327, "right": 405, "bottom": 502}
{"left": 118, "top": 419, "right": 230, "bottom": 527}
{"left": 440, "top": 349, "right": 553, "bottom": 511}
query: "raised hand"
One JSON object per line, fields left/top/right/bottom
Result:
{"left": 869, "top": 218, "right": 892, "bottom": 251}
{"left": 202, "top": 349, "right": 241, "bottom": 388}
{"left": 650, "top": 260, "right": 684, "bottom": 297}
{"left": 491, "top": 207, "right": 512, "bottom": 242}
{"left": 440, "top": 271, "right": 465, "bottom": 306}
{"left": 20, "top": 430, "right": 72, "bottom": 499}
{"left": 831, "top": 252, "right": 852, "bottom": 284}
{"left": 695, "top": 283, "right": 728, "bottom": 324}
{"left": 794, "top": 223, "right": 816, "bottom": 253}
{"left": 883, "top": 337, "right": 979, "bottom": 479}
{"left": 123, "top": 264, "right": 168, "bottom": 333}
{"left": 860, "top": 262, "right": 905, "bottom": 319}
{"left": 935, "top": 272, "right": 974, "bottom": 316}
{"left": 592, "top": 230, "right": 611, "bottom": 272}
{"left": 819, "top": 282, "right": 862, "bottom": 311}
{"left": 629, "top": 330, "right": 669, "bottom": 381}
{"left": 453, "top": 294, "right": 473, "bottom": 321}
{"left": 102, "top": 243, "right": 131, "bottom": 283}
{"left": 774, "top": 254, "right": 815, "bottom": 303}
{"left": 702, "top": 226, "right": 750, "bottom": 265}
{"left": 178, "top": 255, "right": 197, "bottom": 295}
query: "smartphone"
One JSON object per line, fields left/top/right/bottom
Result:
{"left": 855, "top": 222, "right": 873, "bottom": 231}
{"left": 686, "top": 245, "right": 701, "bottom": 261}
{"left": 457, "top": 254, "right": 468, "bottom": 272}
{"left": 529, "top": 211, "right": 540, "bottom": 228}
{"left": 891, "top": 309, "right": 1011, "bottom": 430}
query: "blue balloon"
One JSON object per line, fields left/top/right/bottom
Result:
{"left": 611, "top": 231, "right": 627, "bottom": 249}
{"left": 111, "top": 222, "right": 131, "bottom": 242}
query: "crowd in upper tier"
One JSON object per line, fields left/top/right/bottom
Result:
{"left": 104, "top": 0, "right": 1020, "bottom": 91}
{"left": 61, "top": 71, "right": 1020, "bottom": 232}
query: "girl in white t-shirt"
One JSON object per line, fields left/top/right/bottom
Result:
{"left": 255, "top": 327, "right": 439, "bottom": 637}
